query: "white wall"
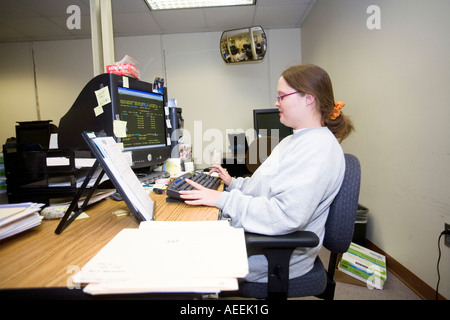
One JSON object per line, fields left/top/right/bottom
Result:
{"left": 302, "top": 0, "right": 450, "bottom": 298}
{"left": 0, "top": 40, "right": 94, "bottom": 144}
{"left": 116, "top": 29, "right": 301, "bottom": 165}
{"left": 0, "top": 43, "right": 37, "bottom": 142}
{"left": 33, "top": 40, "right": 94, "bottom": 122}
{"left": 0, "top": 28, "right": 301, "bottom": 167}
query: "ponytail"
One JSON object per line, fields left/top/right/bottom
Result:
{"left": 324, "top": 111, "right": 354, "bottom": 143}
{"left": 282, "top": 64, "right": 354, "bottom": 143}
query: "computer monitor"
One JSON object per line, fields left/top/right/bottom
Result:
{"left": 253, "top": 108, "right": 293, "bottom": 140}
{"left": 58, "top": 73, "right": 171, "bottom": 169}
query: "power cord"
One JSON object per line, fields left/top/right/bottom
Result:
{"left": 436, "top": 230, "right": 450, "bottom": 300}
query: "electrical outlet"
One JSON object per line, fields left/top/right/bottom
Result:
{"left": 445, "top": 223, "right": 450, "bottom": 248}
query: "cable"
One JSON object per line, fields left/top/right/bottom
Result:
{"left": 436, "top": 230, "right": 450, "bottom": 300}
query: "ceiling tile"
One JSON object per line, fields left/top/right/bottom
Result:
{"left": 0, "top": 24, "right": 33, "bottom": 42}
{"left": 113, "top": 12, "right": 162, "bottom": 36}
{"left": 152, "top": 9, "right": 208, "bottom": 34}
{"left": 14, "top": 0, "right": 90, "bottom": 17}
{"left": 0, "top": 0, "right": 316, "bottom": 42}
{"left": 112, "top": 0, "right": 151, "bottom": 14}
{"left": 254, "top": 3, "right": 310, "bottom": 28}
{"left": 203, "top": 6, "right": 256, "bottom": 31}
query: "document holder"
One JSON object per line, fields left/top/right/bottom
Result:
{"left": 55, "top": 131, "right": 154, "bottom": 234}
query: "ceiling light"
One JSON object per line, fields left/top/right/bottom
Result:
{"left": 146, "top": 0, "right": 256, "bottom": 11}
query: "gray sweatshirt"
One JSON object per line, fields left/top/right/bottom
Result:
{"left": 216, "top": 127, "right": 345, "bottom": 282}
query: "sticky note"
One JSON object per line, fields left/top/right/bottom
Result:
{"left": 95, "top": 86, "right": 111, "bottom": 107}
{"left": 112, "top": 209, "right": 130, "bottom": 217}
{"left": 113, "top": 120, "right": 127, "bottom": 138}
{"left": 94, "top": 105, "right": 104, "bottom": 117}
{"left": 122, "top": 76, "right": 129, "bottom": 88}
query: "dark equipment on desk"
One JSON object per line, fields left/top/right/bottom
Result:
{"left": 168, "top": 106, "right": 184, "bottom": 158}
{"left": 58, "top": 73, "right": 171, "bottom": 171}
{"left": 2, "top": 120, "right": 78, "bottom": 205}
{"left": 153, "top": 187, "right": 165, "bottom": 194}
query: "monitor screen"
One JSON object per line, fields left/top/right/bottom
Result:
{"left": 58, "top": 73, "right": 171, "bottom": 169}
{"left": 253, "top": 108, "right": 293, "bottom": 140}
{"left": 118, "top": 87, "right": 166, "bottom": 149}
{"left": 117, "top": 86, "right": 170, "bottom": 168}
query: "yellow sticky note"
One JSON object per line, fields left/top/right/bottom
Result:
{"left": 94, "top": 105, "right": 104, "bottom": 117}
{"left": 95, "top": 86, "right": 111, "bottom": 107}
{"left": 76, "top": 212, "right": 89, "bottom": 220}
{"left": 122, "top": 76, "right": 129, "bottom": 88}
{"left": 113, "top": 209, "right": 130, "bottom": 217}
{"left": 113, "top": 120, "right": 127, "bottom": 138}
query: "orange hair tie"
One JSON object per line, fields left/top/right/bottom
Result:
{"left": 330, "top": 101, "right": 345, "bottom": 120}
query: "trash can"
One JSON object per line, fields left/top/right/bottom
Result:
{"left": 352, "top": 204, "right": 368, "bottom": 246}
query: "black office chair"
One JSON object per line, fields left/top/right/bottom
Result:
{"left": 236, "top": 153, "right": 361, "bottom": 300}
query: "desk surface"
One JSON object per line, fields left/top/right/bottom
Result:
{"left": 0, "top": 192, "right": 220, "bottom": 289}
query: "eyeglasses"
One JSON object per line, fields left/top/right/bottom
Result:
{"left": 276, "top": 91, "right": 299, "bottom": 102}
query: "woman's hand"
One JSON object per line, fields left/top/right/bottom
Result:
{"left": 209, "top": 165, "right": 232, "bottom": 187}
{"left": 179, "top": 178, "right": 222, "bottom": 207}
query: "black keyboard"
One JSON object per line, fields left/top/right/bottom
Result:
{"left": 166, "top": 171, "right": 221, "bottom": 201}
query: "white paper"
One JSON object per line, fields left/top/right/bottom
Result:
{"left": 0, "top": 203, "right": 44, "bottom": 240}
{"left": 94, "top": 86, "right": 111, "bottom": 107}
{"left": 113, "top": 120, "right": 127, "bottom": 138}
{"left": 94, "top": 105, "right": 104, "bottom": 116}
{"left": 122, "top": 76, "right": 129, "bottom": 88}
{"left": 92, "top": 137, "right": 154, "bottom": 220}
{"left": 73, "top": 221, "right": 248, "bottom": 294}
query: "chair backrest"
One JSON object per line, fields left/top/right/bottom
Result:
{"left": 323, "top": 153, "right": 361, "bottom": 253}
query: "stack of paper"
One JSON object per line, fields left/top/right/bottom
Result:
{"left": 0, "top": 203, "right": 44, "bottom": 241}
{"left": 73, "top": 220, "right": 249, "bottom": 295}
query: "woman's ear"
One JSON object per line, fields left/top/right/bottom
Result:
{"left": 305, "top": 93, "right": 316, "bottom": 107}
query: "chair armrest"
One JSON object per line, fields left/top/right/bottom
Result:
{"left": 245, "top": 231, "right": 319, "bottom": 250}
{"left": 243, "top": 231, "right": 320, "bottom": 300}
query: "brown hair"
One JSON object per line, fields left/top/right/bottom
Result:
{"left": 282, "top": 64, "right": 354, "bottom": 142}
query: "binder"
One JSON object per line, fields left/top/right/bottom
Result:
{"left": 55, "top": 131, "right": 154, "bottom": 234}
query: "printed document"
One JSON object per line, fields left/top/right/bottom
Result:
{"left": 91, "top": 136, "right": 154, "bottom": 221}
{"left": 73, "top": 221, "right": 248, "bottom": 294}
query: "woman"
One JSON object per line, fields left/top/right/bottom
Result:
{"left": 180, "top": 64, "right": 354, "bottom": 282}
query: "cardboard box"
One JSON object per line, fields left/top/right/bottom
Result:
{"left": 335, "top": 255, "right": 366, "bottom": 287}
{"left": 106, "top": 63, "right": 139, "bottom": 79}
{"left": 337, "top": 242, "right": 387, "bottom": 290}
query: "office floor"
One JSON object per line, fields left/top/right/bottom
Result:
{"left": 221, "top": 247, "right": 422, "bottom": 301}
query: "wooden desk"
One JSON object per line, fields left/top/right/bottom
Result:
{"left": 0, "top": 192, "right": 220, "bottom": 290}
